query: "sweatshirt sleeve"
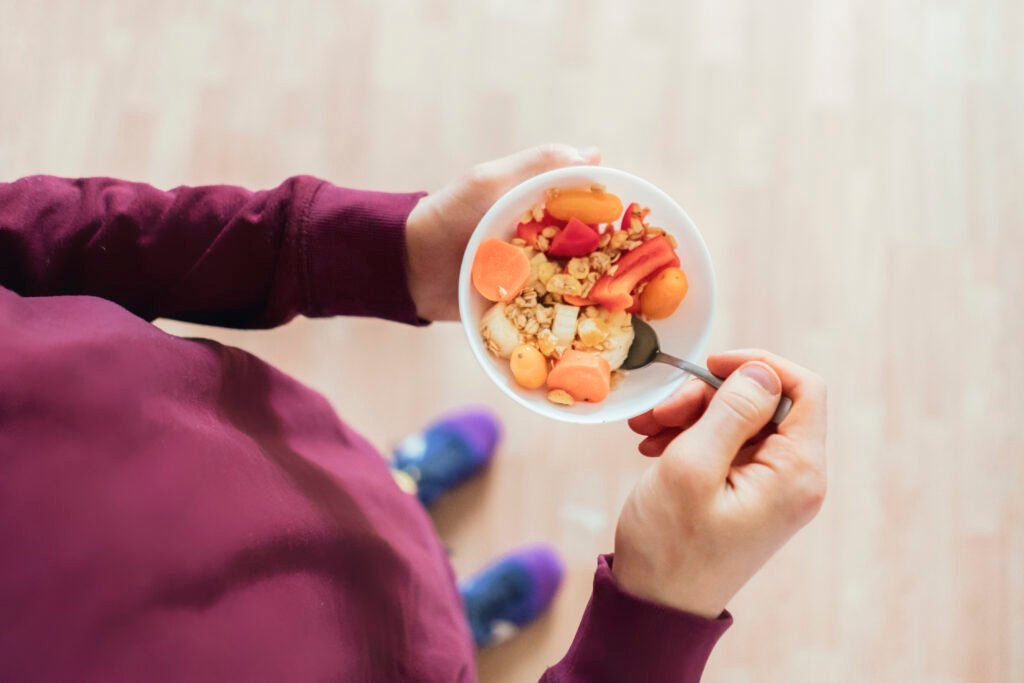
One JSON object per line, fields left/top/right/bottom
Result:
{"left": 541, "top": 555, "right": 732, "bottom": 683}
{"left": 0, "top": 175, "right": 427, "bottom": 327}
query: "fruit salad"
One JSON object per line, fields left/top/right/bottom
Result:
{"left": 470, "top": 185, "right": 688, "bottom": 407}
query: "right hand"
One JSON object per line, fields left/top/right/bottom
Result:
{"left": 613, "top": 350, "right": 827, "bottom": 618}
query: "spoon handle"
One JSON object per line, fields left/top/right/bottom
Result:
{"left": 653, "top": 352, "right": 793, "bottom": 425}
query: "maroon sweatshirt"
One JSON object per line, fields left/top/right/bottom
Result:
{"left": 0, "top": 175, "right": 730, "bottom": 682}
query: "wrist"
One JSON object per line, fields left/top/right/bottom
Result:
{"left": 613, "top": 519, "right": 728, "bottom": 619}
{"left": 403, "top": 198, "right": 440, "bottom": 321}
{"left": 612, "top": 553, "right": 726, "bottom": 619}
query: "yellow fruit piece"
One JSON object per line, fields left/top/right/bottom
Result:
{"left": 576, "top": 317, "right": 608, "bottom": 347}
{"left": 510, "top": 344, "right": 548, "bottom": 389}
{"left": 640, "top": 267, "right": 689, "bottom": 320}
{"left": 546, "top": 189, "right": 624, "bottom": 225}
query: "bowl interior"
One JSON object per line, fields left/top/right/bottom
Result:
{"left": 458, "top": 166, "right": 715, "bottom": 424}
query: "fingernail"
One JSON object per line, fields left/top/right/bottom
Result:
{"left": 576, "top": 146, "right": 599, "bottom": 162}
{"left": 739, "top": 362, "right": 780, "bottom": 395}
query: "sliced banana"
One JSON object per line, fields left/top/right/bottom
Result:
{"left": 599, "top": 313, "right": 635, "bottom": 370}
{"left": 551, "top": 303, "right": 580, "bottom": 346}
{"left": 576, "top": 317, "right": 608, "bottom": 347}
{"left": 480, "top": 303, "right": 521, "bottom": 358}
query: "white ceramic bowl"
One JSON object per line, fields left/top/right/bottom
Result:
{"left": 458, "top": 166, "right": 716, "bottom": 424}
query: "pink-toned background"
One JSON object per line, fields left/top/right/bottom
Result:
{"left": 3, "top": 1, "right": 1021, "bottom": 681}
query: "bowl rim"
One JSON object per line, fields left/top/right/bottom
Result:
{"left": 457, "top": 165, "right": 716, "bottom": 424}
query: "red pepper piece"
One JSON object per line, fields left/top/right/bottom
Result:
{"left": 589, "top": 236, "right": 679, "bottom": 312}
{"left": 625, "top": 259, "right": 681, "bottom": 314}
{"left": 620, "top": 202, "right": 639, "bottom": 233}
{"left": 543, "top": 211, "right": 567, "bottom": 228}
{"left": 516, "top": 219, "right": 544, "bottom": 246}
{"left": 516, "top": 211, "right": 569, "bottom": 246}
{"left": 547, "top": 217, "right": 600, "bottom": 258}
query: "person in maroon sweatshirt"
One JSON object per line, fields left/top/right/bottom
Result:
{"left": 0, "top": 144, "right": 827, "bottom": 682}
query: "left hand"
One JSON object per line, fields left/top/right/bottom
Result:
{"left": 404, "top": 144, "right": 601, "bottom": 321}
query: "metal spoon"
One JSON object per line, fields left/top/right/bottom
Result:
{"left": 621, "top": 317, "right": 793, "bottom": 425}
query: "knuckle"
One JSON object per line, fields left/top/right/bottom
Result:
{"left": 792, "top": 466, "right": 827, "bottom": 520}
{"left": 465, "top": 164, "right": 494, "bottom": 189}
{"left": 786, "top": 442, "right": 825, "bottom": 475}
{"left": 536, "top": 143, "right": 565, "bottom": 161}
{"left": 718, "top": 390, "right": 765, "bottom": 426}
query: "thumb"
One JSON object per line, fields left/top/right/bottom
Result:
{"left": 678, "top": 361, "right": 782, "bottom": 471}
{"left": 473, "top": 144, "right": 600, "bottom": 189}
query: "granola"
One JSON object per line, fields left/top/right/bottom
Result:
{"left": 546, "top": 389, "right": 576, "bottom": 406}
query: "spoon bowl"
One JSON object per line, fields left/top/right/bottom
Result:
{"left": 624, "top": 317, "right": 793, "bottom": 425}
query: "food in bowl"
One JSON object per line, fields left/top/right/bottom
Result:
{"left": 470, "top": 186, "right": 689, "bottom": 407}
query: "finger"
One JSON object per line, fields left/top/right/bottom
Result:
{"left": 628, "top": 410, "right": 664, "bottom": 436}
{"left": 628, "top": 377, "right": 706, "bottom": 436}
{"left": 473, "top": 144, "right": 601, "bottom": 190}
{"left": 639, "top": 428, "right": 683, "bottom": 457}
{"left": 652, "top": 378, "right": 713, "bottom": 429}
{"left": 672, "top": 361, "right": 783, "bottom": 475}
{"left": 707, "top": 350, "right": 826, "bottom": 445}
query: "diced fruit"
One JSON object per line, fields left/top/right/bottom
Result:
{"left": 576, "top": 317, "right": 608, "bottom": 347}
{"left": 517, "top": 210, "right": 567, "bottom": 246}
{"left": 640, "top": 267, "right": 688, "bottom": 320}
{"left": 544, "top": 212, "right": 568, "bottom": 228}
{"left": 605, "top": 310, "right": 632, "bottom": 328}
{"left": 547, "top": 217, "right": 600, "bottom": 258}
{"left": 510, "top": 344, "right": 548, "bottom": 389}
{"left": 536, "top": 329, "right": 558, "bottom": 356}
{"left": 472, "top": 238, "right": 531, "bottom": 302}
{"left": 589, "top": 236, "right": 680, "bottom": 311}
{"left": 598, "top": 313, "right": 635, "bottom": 370}
{"left": 551, "top": 303, "right": 580, "bottom": 346}
{"left": 516, "top": 219, "right": 545, "bottom": 246}
{"left": 547, "top": 188, "right": 624, "bottom": 225}
{"left": 480, "top": 303, "right": 521, "bottom": 358}
{"left": 547, "top": 350, "right": 611, "bottom": 403}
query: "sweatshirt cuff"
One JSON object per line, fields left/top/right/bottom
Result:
{"left": 300, "top": 181, "right": 429, "bottom": 326}
{"left": 544, "top": 555, "right": 731, "bottom": 683}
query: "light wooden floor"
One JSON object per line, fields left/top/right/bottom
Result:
{"left": 3, "top": 1, "right": 1022, "bottom": 681}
